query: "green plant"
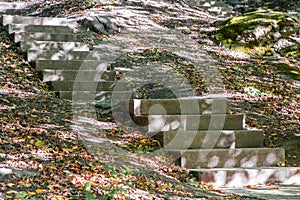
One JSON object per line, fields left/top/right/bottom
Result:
{"left": 83, "top": 182, "right": 96, "bottom": 200}
{"left": 102, "top": 187, "right": 123, "bottom": 200}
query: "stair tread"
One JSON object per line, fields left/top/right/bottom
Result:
{"left": 190, "top": 166, "right": 300, "bottom": 171}
{"left": 166, "top": 147, "right": 284, "bottom": 151}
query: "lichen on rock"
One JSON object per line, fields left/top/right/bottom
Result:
{"left": 213, "top": 10, "right": 300, "bottom": 60}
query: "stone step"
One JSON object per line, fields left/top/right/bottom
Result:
{"left": 58, "top": 90, "right": 130, "bottom": 101}
{"left": 34, "top": 60, "right": 190, "bottom": 76}
{"left": 5, "top": 24, "right": 74, "bottom": 34}
{"left": 167, "top": 148, "right": 285, "bottom": 169}
{"left": 50, "top": 81, "right": 128, "bottom": 91}
{"left": 18, "top": 41, "right": 90, "bottom": 52}
{"left": 0, "top": 15, "right": 69, "bottom": 26}
{"left": 190, "top": 167, "right": 300, "bottom": 187}
{"left": 132, "top": 98, "right": 228, "bottom": 115}
{"left": 162, "top": 130, "right": 264, "bottom": 149}
{"left": 0, "top": 9, "right": 23, "bottom": 15}
{"left": 33, "top": 60, "right": 105, "bottom": 70}
{"left": 39, "top": 69, "right": 116, "bottom": 82}
{"left": 26, "top": 50, "right": 102, "bottom": 61}
{"left": 58, "top": 90, "right": 193, "bottom": 101}
{"left": 11, "top": 32, "right": 82, "bottom": 42}
{"left": 0, "top": 2, "right": 25, "bottom": 10}
{"left": 143, "top": 114, "right": 245, "bottom": 132}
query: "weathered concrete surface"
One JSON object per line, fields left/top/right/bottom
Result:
{"left": 0, "top": 15, "right": 70, "bottom": 26}
{"left": 146, "top": 114, "right": 245, "bottom": 132}
{"left": 40, "top": 69, "right": 116, "bottom": 82}
{"left": 162, "top": 130, "right": 264, "bottom": 149}
{"left": 26, "top": 50, "right": 103, "bottom": 61}
{"left": 50, "top": 80, "right": 128, "bottom": 91}
{"left": 5, "top": 24, "right": 74, "bottom": 34}
{"left": 19, "top": 41, "right": 90, "bottom": 52}
{"left": 34, "top": 60, "right": 105, "bottom": 70}
{"left": 12, "top": 32, "right": 82, "bottom": 42}
{"left": 58, "top": 90, "right": 130, "bottom": 101}
{"left": 0, "top": 2, "right": 26, "bottom": 14}
{"left": 191, "top": 167, "right": 300, "bottom": 187}
{"left": 133, "top": 98, "right": 228, "bottom": 115}
{"left": 220, "top": 184, "right": 300, "bottom": 199}
{"left": 167, "top": 148, "right": 285, "bottom": 169}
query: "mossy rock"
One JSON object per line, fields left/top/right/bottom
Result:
{"left": 214, "top": 10, "right": 300, "bottom": 59}
{"left": 273, "top": 63, "right": 300, "bottom": 81}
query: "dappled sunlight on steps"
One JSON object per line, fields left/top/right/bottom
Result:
{"left": 192, "top": 167, "right": 300, "bottom": 187}
{"left": 1, "top": 8, "right": 299, "bottom": 189}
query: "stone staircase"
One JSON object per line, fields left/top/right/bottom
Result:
{"left": 1, "top": 2, "right": 300, "bottom": 188}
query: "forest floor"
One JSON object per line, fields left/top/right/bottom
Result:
{"left": 0, "top": 0, "right": 299, "bottom": 199}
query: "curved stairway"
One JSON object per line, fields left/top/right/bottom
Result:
{"left": 1, "top": 2, "right": 299, "bottom": 188}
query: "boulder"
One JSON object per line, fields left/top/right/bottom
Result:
{"left": 78, "top": 15, "right": 115, "bottom": 35}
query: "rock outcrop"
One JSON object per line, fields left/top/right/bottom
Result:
{"left": 213, "top": 10, "right": 300, "bottom": 60}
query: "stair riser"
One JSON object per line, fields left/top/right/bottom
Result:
{"left": 59, "top": 91, "right": 131, "bottom": 101}
{"left": 192, "top": 168, "right": 300, "bottom": 187}
{"left": 0, "top": 2, "right": 24, "bottom": 10}
{"left": 167, "top": 148, "right": 285, "bottom": 169}
{"left": 5, "top": 24, "right": 74, "bottom": 34}
{"left": 34, "top": 60, "right": 107, "bottom": 70}
{"left": 162, "top": 130, "right": 264, "bottom": 149}
{"left": 12, "top": 32, "right": 82, "bottom": 42}
{"left": 40, "top": 70, "right": 116, "bottom": 82}
{"left": 51, "top": 81, "right": 128, "bottom": 91}
{"left": 137, "top": 114, "right": 245, "bottom": 132}
{"left": 19, "top": 41, "right": 90, "bottom": 52}
{"left": 133, "top": 98, "right": 228, "bottom": 115}
{"left": 26, "top": 50, "right": 101, "bottom": 61}
{"left": 0, "top": 15, "right": 69, "bottom": 26}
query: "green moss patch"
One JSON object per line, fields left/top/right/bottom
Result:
{"left": 214, "top": 10, "right": 300, "bottom": 59}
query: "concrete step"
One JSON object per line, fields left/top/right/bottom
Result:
{"left": 190, "top": 167, "right": 300, "bottom": 187}
{"left": 50, "top": 81, "right": 128, "bottom": 91}
{"left": 132, "top": 98, "right": 228, "bottom": 116}
{"left": 5, "top": 24, "right": 74, "bottom": 34}
{"left": 167, "top": 148, "right": 285, "bottom": 169}
{"left": 142, "top": 114, "right": 245, "bottom": 132}
{"left": 162, "top": 130, "right": 264, "bottom": 149}
{"left": 11, "top": 32, "right": 82, "bottom": 42}
{"left": 18, "top": 41, "right": 90, "bottom": 52}
{"left": 58, "top": 90, "right": 130, "bottom": 101}
{"left": 39, "top": 69, "right": 116, "bottom": 82}
{"left": 0, "top": 2, "right": 25, "bottom": 10}
{"left": 0, "top": 15, "right": 69, "bottom": 26}
{"left": 33, "top": 60, "right": 105, "bottom": 70}
{"left": 0, "top": 9, "right": 23, "bottom": 15}
{"left": 34, "top": 60, "right": 189, "bottom": 77}
{"left": 26, "top": 50, "right": 102, "bottom": 61}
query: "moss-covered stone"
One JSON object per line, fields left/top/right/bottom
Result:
{"left": 214, "top": 10, "right": 300, "bottom": 59}
{"left": 273, "top": 63, "right": 300, "bottom": 81}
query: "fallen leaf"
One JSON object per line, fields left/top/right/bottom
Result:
{"left": 35, "top": 189, "right": 42, "bottom": 194}
{"left": 35, "top": 140, "right": 45, "bottom": 147}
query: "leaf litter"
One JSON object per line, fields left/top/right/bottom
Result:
{"left": 1, "top": 0, "right": 299, "bottom": 199}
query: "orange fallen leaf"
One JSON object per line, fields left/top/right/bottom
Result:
{"left": 36, "top": 189, "right": 42, "bottom": 194}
